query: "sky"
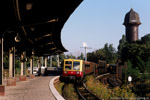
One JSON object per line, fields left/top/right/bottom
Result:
{"left": 61, "top": 0, "right": 150, "bottom": 56}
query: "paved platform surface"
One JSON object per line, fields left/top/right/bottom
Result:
{"left": 0, "top": 76, "right": 56, "bottom": 100}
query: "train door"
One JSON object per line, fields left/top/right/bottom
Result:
{"left": 82, "top": 62, "right": 85, "bottom": 77}
{"left": 93, "top": 63, "right": 97, "bottom": 77}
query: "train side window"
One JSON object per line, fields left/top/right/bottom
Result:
{"left": 73, "top": 61, "right": 80, "bottom": 70}
{"left": 85, "top": 64, "right": 90, "bottom": 70}
{"left": 65, "top": 61, "right": 72, "bottom": 70}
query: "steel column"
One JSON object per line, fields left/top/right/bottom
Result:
{"left": 9, "top": 47, "right": 15, "bottom": 77}
{"left": 0, "top": 39, "right": 3, "bottom": 85}
{"left": 56, "top": 55, "right": 60, "bottom": 67}
{"left": 30, "top": 56, "right": 34, "bottom": 74}
{"left": 38, "top": 57, "right": 41, "bottom": 75}
{"left": 38, "top": 57, "right": 41, "bottom": 69}
{"left": 50, "top": 56, "right": 52, "bottom": 67}
{"left": 21, "top": 52, "right": 26, "bottom": 75}
{"left": 45, "top": 56, "right": 47, "bottom": 68}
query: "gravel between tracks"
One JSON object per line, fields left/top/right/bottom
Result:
{"left": 0, "top": 76, "right": 56, "bottom": 100}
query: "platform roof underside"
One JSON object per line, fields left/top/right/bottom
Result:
{"left": 0, "top": 0, "right": 83, "bottom": 56}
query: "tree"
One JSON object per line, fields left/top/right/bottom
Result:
{"left": 103, "top": 43, "right": 117, "bottom": 63}
{"left": 119, "top": 33, "right": 150, "bottom": 97}
{"left": 77, "top": 53, "right": 84, "bottom": 60}
{"left": 120, "top": 33, "right": 150, "bottom": 71}
{"left": 121, "top": 42, "right": 150, "bottom": 64}
{"left": 141, "top": 33, "right": 150, "bottom": 44}
{"left": 3, "top": 52, "right": 9, "bottom": 69}
{"left": 118, "top": 35, "right": 127, "bottom": 58}
{"left": 59, "top": 54, "right": 65, "bottom": 63}
{"left": 65, "top": 53, "right": 76, "bottom": 59}
{"left": 87, "top": 43, "right": 117, "bottom": 64}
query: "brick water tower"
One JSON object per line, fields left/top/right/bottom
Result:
{"left": 123, "top": 8, "right": 141, "bottom": 43}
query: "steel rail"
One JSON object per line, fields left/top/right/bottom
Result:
{"left": 75, "top": 81, "right": 102, "bottom": 100}
{"left": 97, "top": 73, "right": 120, "bottom": 87}
{"left": 62, "top": 83, "right": 68, "bottom": 99}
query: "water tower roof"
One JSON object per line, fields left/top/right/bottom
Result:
{"left": 123, "top": 8, "right": 141, "bottom": 25}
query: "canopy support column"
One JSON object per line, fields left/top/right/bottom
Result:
{"left": 56, "top": 55, "right": 60, "bottom": 67}
{"left": 38, "top": 57, "right": 41, "bottom": 75}
{"left": 21, "top": 52, "right": 26, "bottom": 75}
{"left": 50, "top": 56, "right": 52, "bottom": 67}
{"left": 30, "top": 56, "right": 34, "bottom": 75}
{"left": 45, "top": 56, "right": 47, "bottom": 68}
{"left": 9, "top": 47, "right": 15, "bottom": 78}
{"left": 0, "top": 39, "right": 3, "bottom": 85}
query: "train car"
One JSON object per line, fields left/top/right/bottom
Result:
{"left": 62, "top": 59, "right": 84, "bottom": 80}
{"left": 62, "top": 59, "right": 98, "bottom": 80}
{"left": 96, "top": 60, "right": 107, "bottom": 75}
{"left": 62, "top": 59, "right": 112, "bottom": 81}
{"left": 83, "top": 61, "right": 97, "bottom": 75}
{"left": 107, "top": 64, "right": 116, "bottom": 74}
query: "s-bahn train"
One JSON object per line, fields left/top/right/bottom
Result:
{"left": 61, "top": 59, "right": 115, "bottom": 80}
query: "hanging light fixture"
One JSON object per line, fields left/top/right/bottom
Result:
{"left": 14, "top": 33, "right": 21, "bottom": 43}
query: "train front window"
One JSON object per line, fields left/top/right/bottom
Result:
{"left": 73, "top": 61, "right": 80, "bottom": 70}
{"left": 65, "top": 61, "right": 72, "bottom": 70}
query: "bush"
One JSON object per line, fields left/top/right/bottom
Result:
{"left": 111, "top": 85, "right": 135, "bottom": 100}
{"left": 85, "top": 75, "right": 111, "bottom": 99}
{"left": 122, "top": 59, "right": 150, "bottom": 98}
{"left": 55, "top": 82, "right": 78, "bottom": 100}
{"left": 55, "top": 82, "right": 65, "bottom": 95}
{"left": 85, "top": 75, "right": 135, "bottom": 100}
{"left": 63, "top": 84, "right": 78, "bottom": 100}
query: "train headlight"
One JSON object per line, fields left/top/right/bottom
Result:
{"left": 64, "top": 71, "right": 67, "bottom": 73}
{"left": 76, "top": 71, "right": 80, "bottom": 74}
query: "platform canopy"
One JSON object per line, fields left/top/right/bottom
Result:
{"left": 0, "top": 0, "right": 83, "bottom": 56}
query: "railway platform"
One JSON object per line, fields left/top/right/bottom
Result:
{"left": 0, "top": 76, "right": 56, "bottom": 100}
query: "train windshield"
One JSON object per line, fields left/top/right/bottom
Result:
{"left": 73, "top": 61, "right": 80, "bottom": 71}
{"left": 65, "top": 61, "right": 72, "bottom": 70}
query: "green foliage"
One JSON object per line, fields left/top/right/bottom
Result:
{"left": 65, "top": 53, "right": 76, "bottom": 59}
{"left": 52, "top": 61, "right": 57, "bottom": 67}
{"left": 85, "top": 75, "right": 135, "bottom": 100}
{"left": 121, "top": 33, "right": 150, "bottom": 64}
{"left": 120, "top": 37, "right": 150, "bottom": 89}
{"left": 122, "top": 60, "right": 150, "bottom": 97}
{"left": 33, "top": 56, "right": 38, "bottom": 67}
{"left": 55, "top": 82, "right": 65, "bottom": 95}
{"left": 85, "top": 75, "right": 111, "bottom": 100}
{"left": 63, "top": 84, "right": 79, "bottom": 100}
{"left": 15, "top": 57, "right": 21, "bottom": 68}
{"left": 141, "top": 33, "right": 150, "bottom": 44}
{"left": 121, "top": 43, "right": 150, "bottom": 64}
{"left": 122, "top": 58, "right": 150, "bottom": 83}
{"left": 3, "top": 52, "right": 9, "bottom": 69}
{"left": 59, "top": 54, "right": 65, "bottom": 63}
{"left": 118, "top": 35, "right": 127, "bottom": 58}
{"left": 104, "top": 43, "right": 117, "bottom": 63}
{"left": 45, "top": 55, "right": 66, "bottom": 67}
{"left": 144, "top": 58, "right": 150, "bottom": 73}
{"left": 77, "top": 53, "right": 84, "bottom": 60}
{"left": 126, "top": 60, "right": 140, "bottom": 81}
{"left": 111, "top": 85, "right": 135, "bottom": 100}
{"left": 15, "top": 67, "right": 21, "bottom": 76}
{"left": 87, "top": 43, "right": 117, "bottom": 63}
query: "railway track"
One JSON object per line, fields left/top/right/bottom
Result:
{"left": 62, "top": 73, "right": 121, "bottom": 100}
{"left": 75, "top": 81, "right": 101, "bottom": 100}
{"left": 96, "top": 73, "right": 121, "bottom": 87}
{"left": 100, "top": 74, "right": 113, "bottom": 85}
{"left": 62, "top": 83, "right": 68, "bottom": 99}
